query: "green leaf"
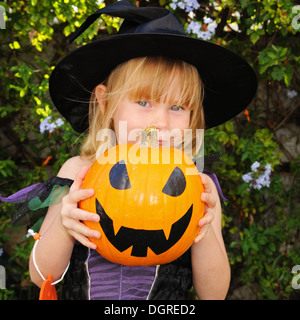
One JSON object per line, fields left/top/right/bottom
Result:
{"left": 271, "top": 67, "right": 284, "bottom": 81}
{"left": 240, "top": 0, "right": 248, "bottom": 9}
{"left": 20, "top": 87, "right": 26, "bottom": 97}
{"left": 225, "top": 121, "right": 235, "bottom": 132}
{"left": 259, "top": 64, "right": 269, "bottom": 74}
{"left": 284, "top": 63, "right": 294, "bottom": 86}
{"left": 250, "top": 32, "right": 260, "bottom": 44}
{"left": 34, "top": 96, "right": 42, "bottom": 106}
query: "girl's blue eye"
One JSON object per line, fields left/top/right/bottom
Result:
{"left": 170, "top": 105, "right": 183, "bottom": 111}
{"left": 137, "top": 101, "right": 149, "bottom": 107}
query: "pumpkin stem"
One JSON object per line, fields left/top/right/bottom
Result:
{"left": 140, "top": 126, "right": 159, "bottom": 148}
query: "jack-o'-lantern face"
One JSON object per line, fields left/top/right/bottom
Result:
{"left": 80, "top": 143, "right": 204, "bottom": 266}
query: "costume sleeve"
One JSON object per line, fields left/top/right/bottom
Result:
{"left": 202, "top": 169, "right": 228, "bottom": 202}
{"left": 0, "top": 177, "right": 74, "bottom": 227}
{"left": 193, "top": 153, "right": 228, "bottom": 202}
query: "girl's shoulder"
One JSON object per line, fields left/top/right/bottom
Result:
{"left": 57, "top": 156, "right": 94, "bottom": 180}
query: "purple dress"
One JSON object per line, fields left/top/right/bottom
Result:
{"left": 88, "top": 250, "right": 156, "bottom": 300}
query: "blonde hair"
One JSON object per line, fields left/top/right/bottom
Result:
{"left": 80, "top": 56, "right": 204, "bottom": 161}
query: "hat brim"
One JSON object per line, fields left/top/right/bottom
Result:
{"left": 49, "top": 33, "right": 257, "bottom": 133}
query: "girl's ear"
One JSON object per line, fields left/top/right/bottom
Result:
{"left": 95, "top": 84, "right": 107, "bottom": 113}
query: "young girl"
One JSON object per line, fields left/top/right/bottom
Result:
{"left": 2, "top": 1, "right": 257, "bottom": 300}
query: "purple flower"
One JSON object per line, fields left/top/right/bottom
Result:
{"left": 242, "top": 162, "right": 272, "bottom": 190}
{"left": 203, "top": 17, "right": 213, "bottom": 24}
{"left": 186, "top": 18, "right": 216, "bottom": 40}
{"left": 242, "top": 172, "right": 252, "bottom": 183}
{"left": 170, "top": 0, "right": 200, "bottom": 12}
{"left": 40, "top": 116, "right": 64, "bottom": 134}
{"left": 287, "top": 89, "right": 298, "bottom": 99}
{"left": 251, "top": 161, "right": 260, "bottom": 172}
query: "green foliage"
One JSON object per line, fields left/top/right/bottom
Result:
{"left": 0, "top": 0, "right": 299, "bottom": 300}
{"left": 0, "top": 160, "right": 18, "bottom": 179}
{"left": 258, "top": 45, "right": 296, "bottom": 86}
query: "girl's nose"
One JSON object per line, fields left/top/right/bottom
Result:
{"left": 150, "top": 108, "right": 169, "bottom": 130}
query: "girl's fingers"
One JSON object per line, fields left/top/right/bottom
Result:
{"left": 70, "top": 166, "right": 90, "bottom": 192}
{"left": 194, "top": 212, "right": 214, "bottom": 243}
{"left": 200, "top": 174, "right": 217, "bottom": 208}
{"left": 61, "top": 211, "right": 100, "bottom": 249}
{"left": 60, "top": 166, "right": 99, "bottom": 249}
{"left": 194, "top": 224, "right": 209, "bottom": 243}
{"left": 67, "top": 188, "right": 94, "bottom": 203}
{"left": 64, "top": 219, "right": 100, "bottom": 239}
{"left": 201, "top": 192, "right": 216, "bottom": 208}
{"left": 69, "top": 230, "right": 98, "bottom": 250}
{"left": 68, "top": 207, "right": 100, "bottom": 223}
{"left": 200, "top": 173, "right": 212, "bottom": 193}
{"left": 198, "top": 211, "right": 214, "bottom": 227}
{"left": 193, "top": 173, "right": 221, "bottom": 243}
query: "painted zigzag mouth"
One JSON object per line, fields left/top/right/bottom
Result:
{"left": 95, "top": 198, "right": 193, "bottom": 257}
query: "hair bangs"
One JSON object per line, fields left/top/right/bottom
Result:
{"left": 123, "top": 57, "right": 203, "bottom": 112}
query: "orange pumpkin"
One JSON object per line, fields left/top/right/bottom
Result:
{"left": 80, "top": 128, "right": 204, "bottom": 266}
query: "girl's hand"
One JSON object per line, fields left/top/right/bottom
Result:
{"left": 194, "top": 173, "right": 219, "bottom": 243}
{"left": 60, "top": 166, "right": 100, "bottom": 249}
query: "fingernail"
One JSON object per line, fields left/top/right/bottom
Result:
{"left": 194, "top": 236, "right": 200, "bottom": 243}
{"left": 93, "top": 231, "right": 100, "bottom": 238}
{"left": 91, "top": 243, "right": 97, "bottom": 250}
{"left": 93, "top": 214, "right": 100, "bottom": 222}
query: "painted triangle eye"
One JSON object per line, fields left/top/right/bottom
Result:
{"left": 109, "top": 160, "right": 131, "bottom": 190}
{"left": 162, "top": 167, "right": 186, "bottom": 197}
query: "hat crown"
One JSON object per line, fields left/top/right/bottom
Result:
{"left": 68, "top": 0, "right": 185, "bottom": 43}
{"left": 118, "top": 5, "right": 186, "bottom": 36}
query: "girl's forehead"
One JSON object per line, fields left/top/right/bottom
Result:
{"left": 109, "top": 58, "right": 200, "bottom": 109}
{"left": 159, "top": 84, "right": 182, "bottom": 103}
{"left": 129, "top": 75, "right": 183, "bottom": 101}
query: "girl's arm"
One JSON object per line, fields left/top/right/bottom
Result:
{"left": 29, "top": 157, "right": 99, "bottom": 287}
{"left": 191, "top": 173, "right": 231, "bottom": 300}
